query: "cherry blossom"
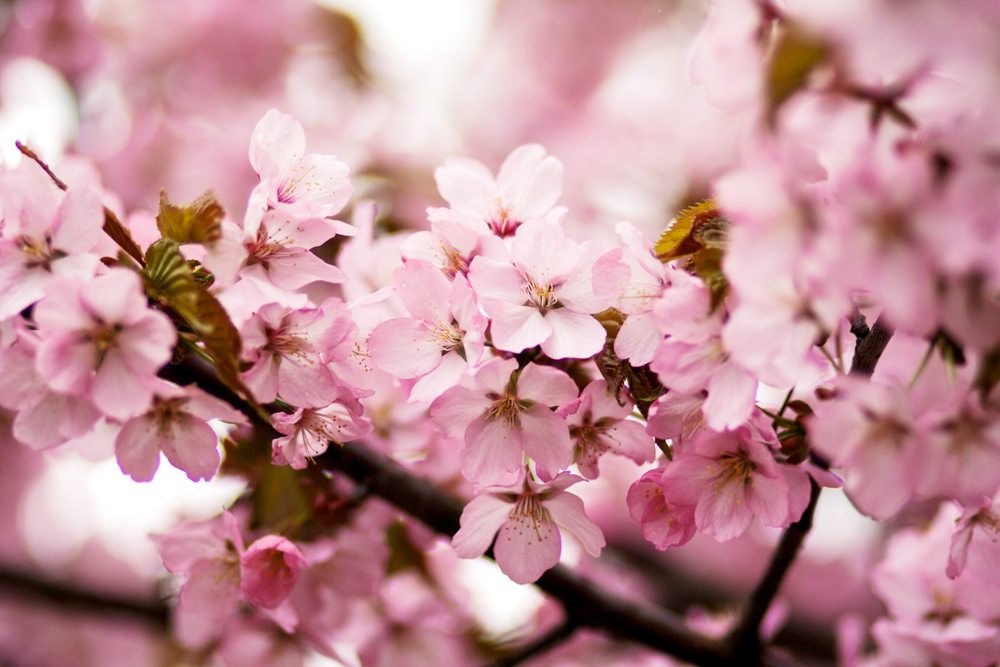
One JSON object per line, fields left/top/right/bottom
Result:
{"left": 560, "top": 379, "right": 653, "bottom": 479}
{"left": 469, "top": 222, "right": 608, "bottom": 358}
{"left": 244, "top": 108, "right": 352, "bottom": 235}
{"left": 430, "top": 143, "right": 566, "bottom": 239}
{"left": 368, "top": 259, "right": 486, "bottom": 402}
{"left": 430, "top": 358, "right": 578, "bottom": 487}
{"left": 240, "top": 297, "right": 355, "bottom": 408}
{"left": 270, "top": 390, "right": 371, "bottom": 469}
{"left": 32, "top": 268, "right": 176, "bottom": 420}
{"left": 452, "top": 473, "right": 605, "bottom": 584}
{"left": 114, "top": 381, "right": 246, "bottom": 482}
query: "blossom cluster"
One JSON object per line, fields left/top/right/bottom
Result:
{"left": 2, "top": 0, "right": 1000, "bottom": 665}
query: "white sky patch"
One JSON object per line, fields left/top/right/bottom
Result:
{"left": 453, "top": 556, "right": 546, "bottom": 637}
{"left": 20, "top": 451, "right": 244, "bottom": 576}
{"left": 0, "top": 58, "right": 78, "bottom": 166}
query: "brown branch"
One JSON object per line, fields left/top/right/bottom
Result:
{"left": 166, "top": 356, "right": 731, "bottom": 666}
{"left": 727, "top": 479, "right": 821, "bottom": 661}
{"left": 0, "top": 565, "right": 169, "bottom": 628}
{"left": 850, "top": 314, "right": 893, "bottom": 376}
{"left": 725, "top": 313, "right": 894, "bottom": 662}
{"left": 488, "top": 620, "right": 577, "bottom": 667}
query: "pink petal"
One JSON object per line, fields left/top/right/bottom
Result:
{"left": 498, "top": 145, "right": 563, "bottom": 221}
{"left": 745, "top": 473, "right": 791, "bottom": 528}
{"left": 704, "top": 362, "right": 757, "bottom": 430}
{"left": 277, "top": 356, "right": 339, "bottom": 408}
{"left": 434, "top": 156, "right": 496, "bottom": 213}
{"left": 604, "top": 421, "right": 655, "bottom": 465}
{"left": 540, "top": 308, "right": 605, "bottom": 360}
{"left": 409, "top": 350, "right": 467, "bottom": 403}
{"left": 614, "top": 312, "right": 661, "bottom": 367}
{"left": 369, "top": 318, "right": 442, "bottom": 379}
{"left": 545, "top": 492, "right": 605, "bottom": 557}
{"left": 242, "top": 355, "right": 279, "bottom": 404}
{"left": 160, "top": 414, "right": 221, "bottom": 482}
{"left": 278, "top": 152, "right": 351, "bottom": 216}
{"left": 92, "top": 350, "right": 155, "bottom": 419}
{"left": 516, "top": 362, "right": 578, "bottom": 406}
{"left": 117, "top": 311, "right": 177, "bottom": 374}
{"left": 695, "top": 481, "right": 754, "bottom": 541}
{"left": 490, "top": 304, "right": 551, "bottom": 354}
{"left": 176, "top": 558, "right": 241, "bottom": 648}
{"left": 115, "top": 415, "right": 163, "bottom": 482}
{"left": 511, "top": 222, "right": 579, "bottom": 287}
{"left": 494, "top": 505, "right": 561, "bottom": 584}
{"left": 461, "top": 415, "right": 525, "bottom": 487}
{"left": 265, "top": 250, "right": 346, "bottom": 290}
{"left": 0, "top": 262, "right": 47, "bottom": 320}
{"left": 430, "top": 386, "right": 493, "bottom": 437}
{"left": 394, "top": 259, "right": 452, "bottom": 323}
{"left": 468, "top": 255, "right": 526, "bottom": 309}
{"left": 519, "top": 405, "right": 573, "bottom": 479}
{"left": 35, "top": 334, "right": 95, "bottom": 395}
{"left": 80, "top": 269, "right": 148, "bottom": 326}
{"left": 52, "top": 186, "right": 103, "bottom": 252}
{"left": 452, "top": 494, "right": 512, "bottom": 558}
{"left": 472, "top": 357, "right": 519, "bottom": 395}
{"left": 249, "top": 109, "right": 305, "bottom": 177}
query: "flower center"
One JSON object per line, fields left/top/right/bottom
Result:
{"left": 486, "top": 394, "right": 525, "bottom": 425}
{"left": 509, "top": 493, "right": 554, "bottom": 544}
{"left": 489, "top": 205, "right": 520, "bottom": 238}
{"left": 428, "top": 319, "right": 464, "bottom": 352}
{"left": 711, "top": 451, "right": 756, "bottom": 487}
{"left": 525, "top": 276, "right": 557, "bottom": 310}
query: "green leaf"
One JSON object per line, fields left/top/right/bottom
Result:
{"left": 143, "top": 238, "right": 251, "bottom": 404}
{"left": 156, "top": 190, "right": 224, "bottom": 245}
{"left": 765, "top": 25, "right": 828, "bottom": 127}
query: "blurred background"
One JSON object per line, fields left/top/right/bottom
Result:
{"left": 0, "top": 1, "right": 885, "bottom": 664}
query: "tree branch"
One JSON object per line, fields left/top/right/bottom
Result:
{"left": 0, "top": 565, "right": 169, "bottom": 628}
{"left": 488, "top": 620, "right": 577, "bottom": 667}
{"left": 166, "top": 356, "right": 730, "bottom": 666}
{"left": 850, "top": 314, "right": 893, "bottom": 376}
{"left": 727, "top": 479, "right": 821, "bottom": 660}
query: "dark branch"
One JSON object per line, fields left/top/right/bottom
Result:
{"left": 0, "top": 565, "right": 169, "bottom": 628}
{"left": 850, "top": 314, "right": 893, "bottom": 376}
{"left": 489, "top": 620, "right": 577, "bottom": 667}
{"left": 167, "top": 356, "right": 730, "bottom": 666}
{"left": 727, "top": 480, "right": 821, "bottom": 660}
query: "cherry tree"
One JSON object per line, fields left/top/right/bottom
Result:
{"left": 2, "top": 1, "right": 1000, "bottom": 666}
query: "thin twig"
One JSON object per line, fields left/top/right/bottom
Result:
{"left": 488, "top": 620, "right": 577, "bottom": 667}
{"left": 0, "top": 565, "right": 169, "bottom": 628}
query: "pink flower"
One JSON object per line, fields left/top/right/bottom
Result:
{"left": 244, "top": 108, "right": 352, "bottom": 235}
{"left": 660, "top": 422, "right": 811, "bottom": 542}
{"left": 430, "top": 358, "right": 578, "bottom": 487}
{"left": 650, "top": 272, "right": 757, "bottom": 431}
{"left": 271, "top": 391, "right": 372, "bottom": 469}
{"left": 561, "top": 379, "right": 653, "bottom": 479}
{"left": 947, "top": 496, "right": 1000, "bottom": 580}
{"left": 240, "top": 298, "right": 355, "bottom": 408}
{"left": 154, "top": 512, "right": 245, "bottom": 648}
{"left": 592, "top": 222, "right": 669, "bottom": 366}
{"left": 238, "top": 209, "right": 352, "bottom": 290}
{"left": 626, "top": 468, "right": 697, "bottom": 550}
{"left": 0, "top": 333, "right": 100, "bottom": 449}
{"left": 452, "top": 473, "right": 605, "bottom": 584}
{"left": 469, "top": 222, "right": 608, "bottom": 358}
{"left": 240, "top": 535, "right": 308, "bottom": 609}
{"left": 808, "top": 377, "right": 924, "bottom": 520}
{"left": 114, "top": 382, "right": 246, "bottom": 482}
{"left": 33, "top": 269, "right": 176, "bottom": 420}
{"left": 0, "top": 167, "right": 104, "bottom": 320}
{"left": 430, "top": 143, "right": 566, "bottom": 239}
{"left": 368, "top": 259, "right": 486, "bottom": 402}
